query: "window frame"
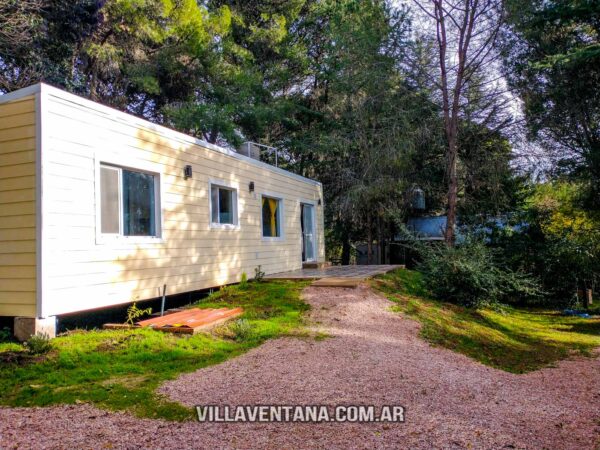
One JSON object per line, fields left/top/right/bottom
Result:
{"left": 208, "top": 179, "right": 240, "bottom": 230}
{"left": 95, "top": 156, "right": 163, "bottom": 244}
{"left": 260, "top": 193, "right": 285, "bottom": 241}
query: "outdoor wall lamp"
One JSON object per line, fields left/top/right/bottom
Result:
{"left": 183, "top": 165, "right": 193, "bottom": 180}
{"left": 318, "top": 198, "right": 322, "bottom": 206}
{"left": 249, "top": 181, "right": 255, "bottom": 192}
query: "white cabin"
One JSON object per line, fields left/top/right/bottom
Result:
{"left": 0, "top": 83, "right": 325, "bottom": 338}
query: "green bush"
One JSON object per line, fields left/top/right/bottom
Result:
{"left": 24, "top": 333, "right": 52, "bottom": 355}
{"left": 254, "top": 265, "right": 265, "bottom": 282}
{"left": 492, "top": 182, "right": 600, "bottom": 307}
{"left": 126, "top": 302, "right": 152, "bottom": 325}
{"left": 0, "top": 327, "right": 12, "bottom": 343}
{"left": 416, "top": 239, "right": 541, "bottom": 308}
{"left": 227, "top": 319, "right": 253, "bottom": 341}
{"left": 239, "top": 272, "right": 248, "bottom": 289}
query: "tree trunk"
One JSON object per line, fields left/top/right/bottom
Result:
{"left": 89, "top": 65, "right": 98, "bottom": 102}
{"left": 341, "top": 233, "right": 351, "bottom": 266}
{"left": 367, "top": 213, "right": 373, "bottom": 265}
{"left": 589, "top": 144, "right": 600, "bottom": 207}
{"left": 445, "top": 133, "right": 458, "bottom": 244}
{"left": 377, "top": 214, "right": 383, "bottom": 264}
{"left": 423, "top": 0, "right": 498, "bottom": 245}
{"left": 208, "top": 126, "right": 219, "bottom": 144}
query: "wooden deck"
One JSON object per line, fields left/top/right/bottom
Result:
{"left": 264, "top": 265, "right": 404, "bottom": 282}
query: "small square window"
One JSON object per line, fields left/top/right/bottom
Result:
{"left": 262, "top": 196, "right": 282, "bottom": 238}
{"left": 210, "top": 184, "right": 238, "bottom": 226}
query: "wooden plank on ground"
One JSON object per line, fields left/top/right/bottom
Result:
{"left": 102, "top": 307, "right": 244, "bottom": 334}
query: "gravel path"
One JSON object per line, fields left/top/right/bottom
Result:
{"left": 1, "top": 285, "right": 599, "bottom": 449}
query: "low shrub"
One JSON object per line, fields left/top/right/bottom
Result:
{"left": 254, "top": 265, "right": 265, "bottom": 282}
{"left": 0, "top": 327, "right": 12, "bottom": 343}
{"left": 215, "top": 318, "right": 253, "bottom": 341}
{"left": 416, "top": 238, "right": 542, "bottom": 308}
{"left": 24, "top": 333, "right": 52, "bottom": 355}
{"left": 126, "top": 302, "right": 152, "bottom": 325}
{"left": 239, "top": 272, "right": 248, "bottom": 289}
{"left": 218, "top": 285, "right": 234, "bottom": 298}
{"left": 227, "top": 319, "right": 253, "bottom": 341}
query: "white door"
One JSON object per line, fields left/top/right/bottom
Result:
{"left": 301, "top": 203, "right": 316, "bottom": 262}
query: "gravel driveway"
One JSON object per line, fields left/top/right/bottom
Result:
{"left": 1, "top": 285, "right": 599, "bottom": 449}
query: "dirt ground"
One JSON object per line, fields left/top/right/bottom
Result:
{"left": 1, "top": 285, "right": 599, "bottom": 449}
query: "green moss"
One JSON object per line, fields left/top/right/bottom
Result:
{"left": 373, "top": 270, "right": 600, "bottom": 373}
{"left": 313, "top": 331, "right": 330, "bottom": 341}
{"left": 0, "top": 280, "right": 309, "bottom": 420}
{"left": 0, "top": 342, "right": 23, "bottom": 353}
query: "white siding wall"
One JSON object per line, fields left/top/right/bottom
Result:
{"left": 40, "top": 88, "right": 324, "bottom": 317}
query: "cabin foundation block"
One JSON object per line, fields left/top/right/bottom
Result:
{"left": 14, "top": 316, "right": 57, "bottom": 341}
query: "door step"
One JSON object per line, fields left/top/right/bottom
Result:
{"left": 311, "top": 277, "right": 362, "bottom": 288}
{"left": 302, "top": 261, "right": 331, "bottom": 269}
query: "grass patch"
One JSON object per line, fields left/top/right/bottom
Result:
{"left": 0, "top": 280, "right": 309, "bottom": 420}
{"left": 0, "top": 342, "right": 23, "bottom": 353}
{"left": 313, "top": 331, "right": 331, "bottom": 341}
{"left": 372, "top": 269, "right": 600, "bottom": 373}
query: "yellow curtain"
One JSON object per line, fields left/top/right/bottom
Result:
{"left": 262, "top": 197, "right": 279, "bottom": 237}
{"left": 268, "top": 198, "right": 278, "bottom": 236}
